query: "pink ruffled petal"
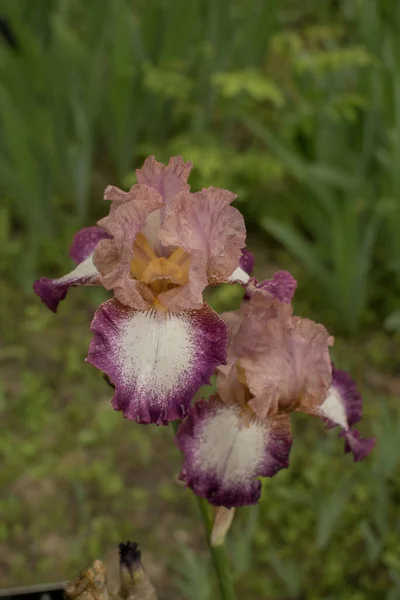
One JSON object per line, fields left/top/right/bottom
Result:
{"left": 249, "top": 271, "right": 298, "bottom": 304}
{"left": 103, "top": 185, "right": 132, "bottom": 214}
{"left": 315, "top": 367, "right": 376, "bottom": 461}
{"left": 97, "top": 185, "right": 163, "bottom": 260}
{"left": 177, "top": 398, "right": 292, "bottom": 507}
{"left": 136, "top": 155, "right": 193, "bottom": 201}
{"left": 33, "top": 227, "right": 110, "bottom": 312}
{"left": 86, "top": 300, "right": 228, "bottom": 425}
{"left": 94, "top": 186, "right": 164, "bottom": 308}
{"left": 215, "top": 294, "right": 290, "bottom": 404}
{"left": 243, "top": 315, "right": 333, "bottom": 419}
{"left": 99, "top": 261, "right": 152, "bottom": 310}
{"left": 159, "top": 186, "right": 245, "bottom": 296}
{"left": 233, "top": 292, "right": 292, "bottom": 355}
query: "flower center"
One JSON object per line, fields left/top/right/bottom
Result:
{"left": 130, "top": 232, "right": 191, "bottom": 295}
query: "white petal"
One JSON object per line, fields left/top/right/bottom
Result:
{"left": 228, "top": 266, "right": 250, "bottom": 284}
{"left": 319, "top": 386, "right": 349, "bottom": 429}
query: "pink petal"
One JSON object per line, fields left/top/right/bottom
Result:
{"left": 93, "top": 186, "right": 163, "bottom": 308}
{"left": 248, "top": 271, "right": 298, "bottom": 304}
{"left": 99, "top": 261, "right": 152, "bottom": 310}
{"left": 104, "top": 185, "right": 132, "bottom": 215}
{"left": 86, "top": 300, "right": 228, "bottom": 425}
{"left": 233, "top": 292, "right": 292, "bottom": 355}
{"left": 136, "top": 155, "right": 193, "bottom": 201}
{"left": 97, "top": 185, "right": 163, "bottom": 259}
{"left": 242, "top": 315, "right": 333, "bottom": 419}
{"left": 158, "top": 187, "right": 246, "bottom": 308}
{"left": 177, "top": 398, "right": 291, "bottom": 507}
{"left": 33, "top": 226, "right": 110, "bottom": 312}
{"left": 216, "top": 294, "right": 290, "bottom": 403}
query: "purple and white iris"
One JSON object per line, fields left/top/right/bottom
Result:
{"left": 34, "top": 155, "right": 375, "bottom": 509}
{"left": 176, "top": 281, "right": 376, "bottom": 508}
{"left": 34, "top": 156, "right": 248, "bottom": 424}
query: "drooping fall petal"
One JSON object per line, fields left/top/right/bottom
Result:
{"left": 87, "top": 300, "right": 228, "bottom": 425}
{"left": 177, "top": 398, "right": 292, "bottom": 507}
{"left": 136, "top": 155, "right": 193, "bottom": 201}
{"left": 33, "top": 226, "right": 110, "bottom": 312}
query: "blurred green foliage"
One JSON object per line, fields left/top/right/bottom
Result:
{"left": 1, "top": 0, "right": 400, "bottom": 331}
{"left": 1, "top": 287, "right": 400, "bottom": 599}
{"left": 1, "top": 0, "right": 400, "bottom": 599}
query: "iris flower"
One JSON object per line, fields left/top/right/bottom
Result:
{"left": 34, "top": 156, "right": 249, "bottom": 425}
{"left": 177, "top": 274, "right": 375, "bottom": 508}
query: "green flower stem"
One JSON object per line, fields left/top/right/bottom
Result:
{"left": 171, "top": 420, "right": 237, "bottom": 600}
{"left": 195, "top": 495, "right": 238, "bottom": 600}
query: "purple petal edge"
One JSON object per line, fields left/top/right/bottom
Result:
{"left": 341, "top": 429, "right": 376, "bottom": 462}
{"left": 33, "top": 278, "right": 69, "bottom": 313}
{"left": 331, "top": 366, "right": 363, "bottom": 427}
{"left": 33, "top": 226, "right": 108, "bottom": 312}
{"left": 69, "top": 226, "right": 110, "bottom": 264}
{"left": 239, "top": 249, "right": 255, "bottom": 276}
{"left": 256, "top": 270, "right": 297, "bottom": 303}
{"left": 87, "top": 300, "right": 228, "bottom": 425}
{"left": 176, "top": 399, "right": 291, "bottom": 508}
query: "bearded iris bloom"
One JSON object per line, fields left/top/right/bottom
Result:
{"left": 34, "top": 156, "right": 250, "bottom": 424}
{"left": 176, "top": 276, "right": 375, "bottom": 508}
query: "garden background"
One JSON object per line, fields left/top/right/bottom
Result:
{"left": 1, "top": 0, "right": 400, "bottom": 598}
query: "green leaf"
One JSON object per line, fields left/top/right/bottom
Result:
{"left": 212, "top": 69, "right": 285, "bottom": 106}
{"left": 262, "top": 218, "right": 332, "bottom": 290}
{"left": 315, "top": 476, "right": 353, "bottom": 548}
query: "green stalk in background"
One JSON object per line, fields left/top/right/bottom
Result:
{"left": 196, "top": 496, "right": 237, "bottom": 600}
{"left": 171, "top": 419, "right": 237, "bottom": 600}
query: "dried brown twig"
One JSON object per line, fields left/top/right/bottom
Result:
{"left": 64, "top": 542, "right": 157, "bottom": 600}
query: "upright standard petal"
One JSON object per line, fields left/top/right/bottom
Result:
{"left": 243, "top": 315, "right": 333, "bottom": 419}
{"left": 103, "top": 185, "right": 132, "bottom": 214}
{"left": 216, "top": 293, "right": 291, "bottom": 403}
{"left": 158, "top": 187, "right": 246, "bottom": 309}
{"left": 177, "top": 398, "right": 292, "bottom": 507}
{"left": 33, "top": 226, "right": 110, "bottom": 312}
{"left": 248, "top": 271, "right": 298, "bottom": 304}
{"left": 86, "top": 300, "right": 228, "bottom": 425}
{"left": 136, "top": 155, "right": 193, "bottom": 202}
{"left": 97, "top": 185, "right": 163, "bottom": 260}
{"left": 315, "top": 367, "right": 376, "bottom": 461}
{"left": 232, "top": 291, "right": 292, "bottom": 356}
{"left": 94, "top": 186, "right": 164, "bottom": 309}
